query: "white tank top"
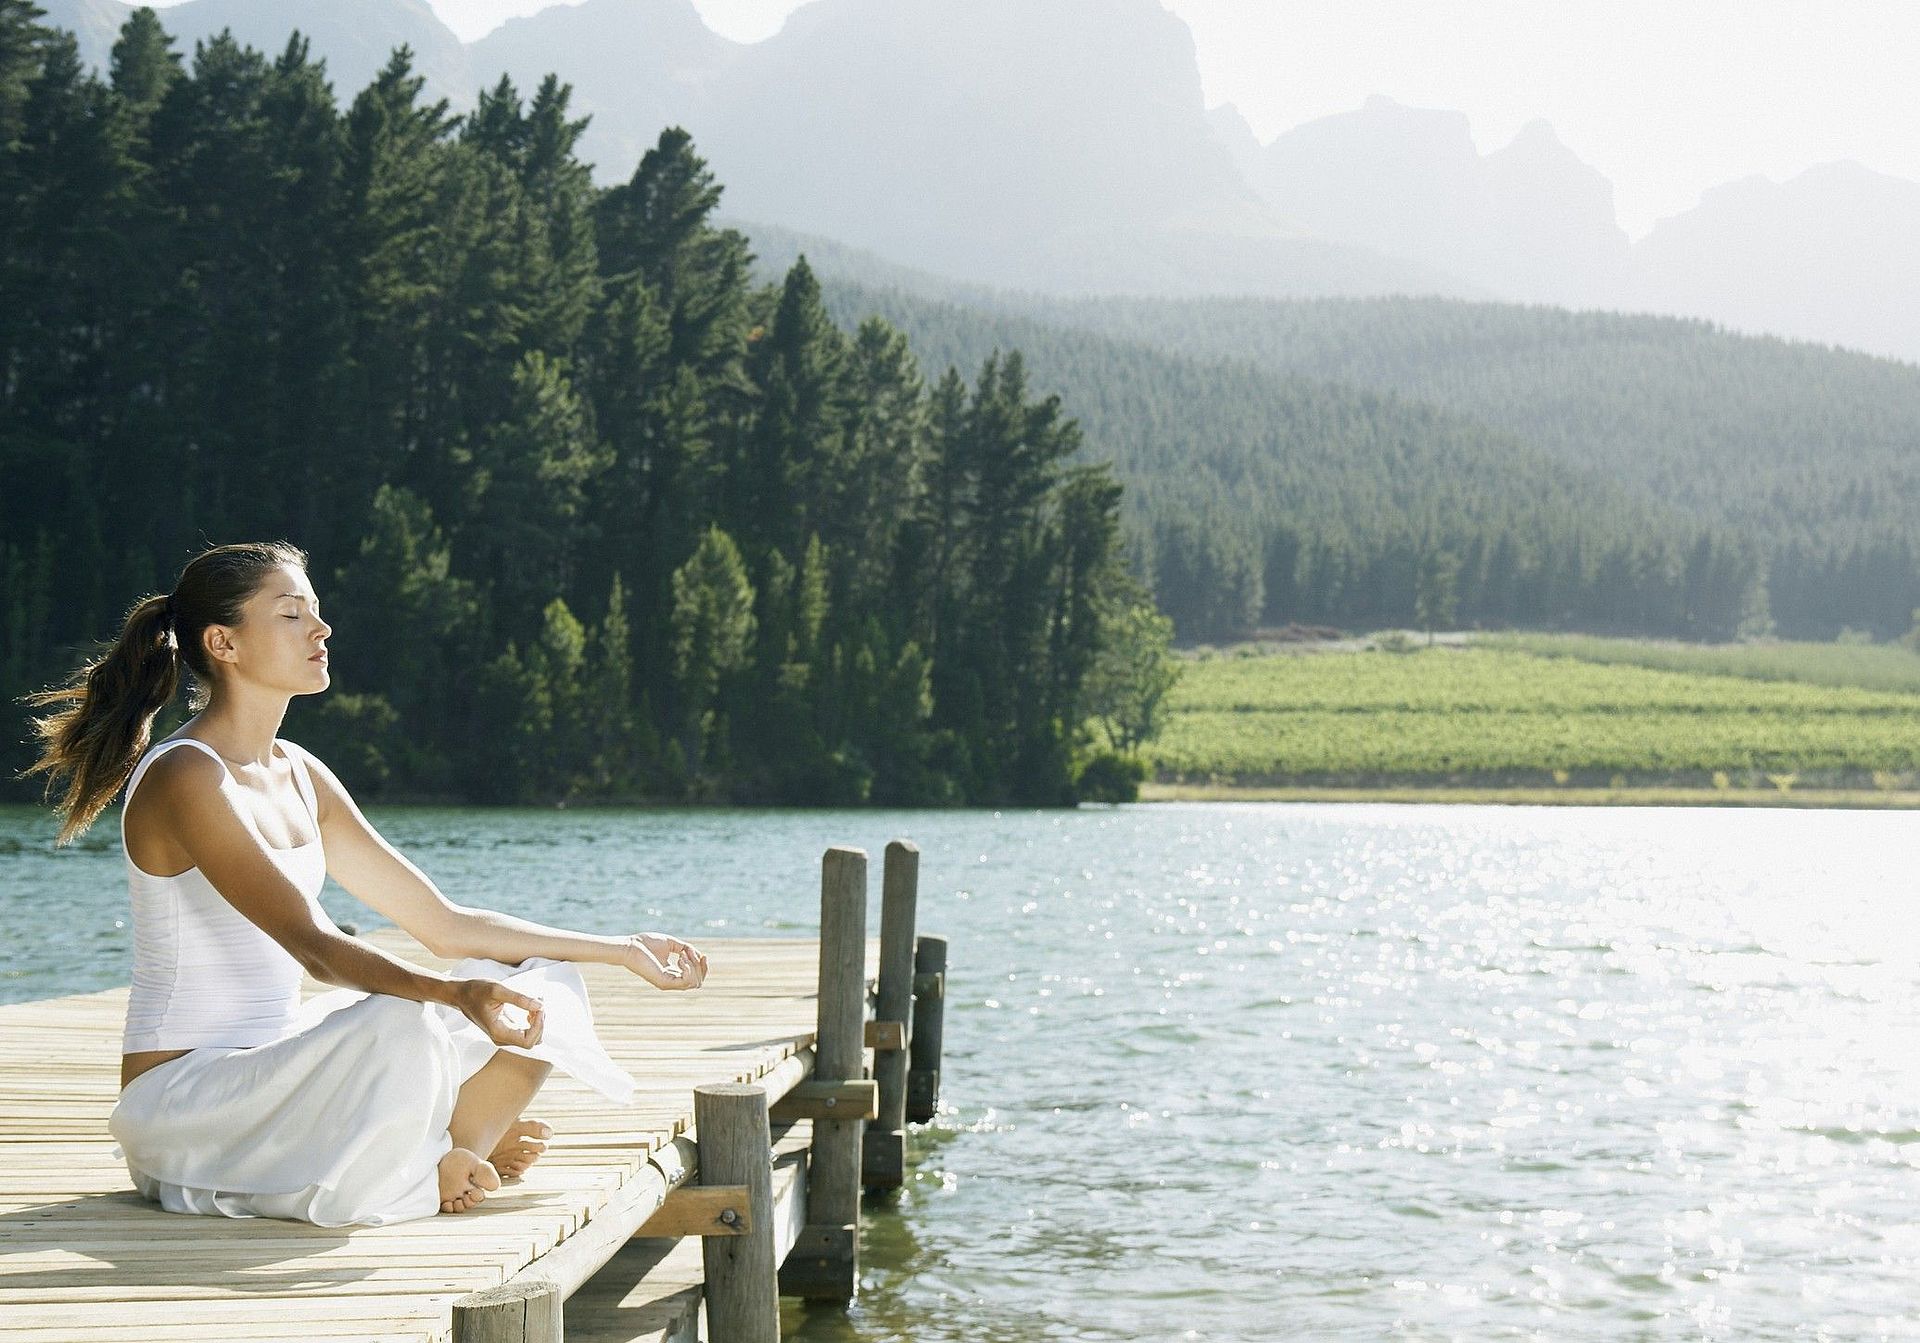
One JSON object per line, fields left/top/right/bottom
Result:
{"left": 120, "top": 737, "right": 331, "bottom": 1053}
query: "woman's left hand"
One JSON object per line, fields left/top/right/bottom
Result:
{"left": 622, "top": 931, "right": 709, "bottom": 990}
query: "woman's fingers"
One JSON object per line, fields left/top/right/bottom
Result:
{"left": 493, "top": 989, "right": 545, "bottom": 1046}
{"left": 675, "top": 942, "right": 708, "bottom": 987}
{"left": 625, "top": 933, "right": 710, "bottom": 990}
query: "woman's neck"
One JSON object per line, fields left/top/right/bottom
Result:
{"left": 180, "top": 701, "right": 289, "bottom": 770}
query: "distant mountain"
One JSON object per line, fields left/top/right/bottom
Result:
{"left": 1205, "top": 101, "right": 1265, "bottom": 184}
{"left": 464, "top": 0, "right": 1478, "bottom": 299}
{"left": 469, "top": 0, "right": 736, "bottom": 173}
{"left": 42, "top": 0, "right": 474, "bottom": 107}
{"left": 1631, "top": 161, "right": 1920, "bottom": 363}
{"left": 1247, "top": 96, "right": 1630, "bottom": 307}
{"left": 34, "top": 0, "right": 125, "bottom": 70}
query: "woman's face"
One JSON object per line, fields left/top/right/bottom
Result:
{"left": 213, "top": 564, "right": 332, "bottom": 695}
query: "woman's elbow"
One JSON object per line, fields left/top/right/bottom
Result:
{"left": 292, "top": 921, "right": 356, "bottom": 982}
{"left": 419, "top": 910, "right": 473, "bottom": 961}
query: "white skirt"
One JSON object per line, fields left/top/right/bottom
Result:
{"left": 107, "top": 957, "right": 636, "bottom": 1227}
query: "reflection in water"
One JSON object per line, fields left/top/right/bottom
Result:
{"left": 7, "top": 801, "right": 1920, "bottom": 1339}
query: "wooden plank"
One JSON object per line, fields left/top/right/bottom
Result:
{"left": 633, "top": 1185, "right": 751, "bottom": 1238}
{"left": 767, "top": 1078, "right": 879, "bottom": 1122}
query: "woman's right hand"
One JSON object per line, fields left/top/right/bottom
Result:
{"left": 451, "top": 978, "right": 546, "bottom": 1049}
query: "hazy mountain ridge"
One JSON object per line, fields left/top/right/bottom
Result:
{"left": 41, "top": 0, "right": 1477, "bottom": 302}
{"left": 1247, "top": 95, "right": 1631, "bottom": 308}
{"left": 1630, "top": 160, "right": 1920, "bottom": 366}
{"left": 36, "top": 0, "right": 1920, "bottom": 359}
{"left": 50, "top": 0, "right": 475, "bottom": 108}
{"left": 1224, "top": 94, "right": 1919, "bottom": 360}
{"left": 470, "top": 0, "right": 737, "bottom": 172}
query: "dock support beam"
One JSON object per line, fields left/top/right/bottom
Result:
{"left": 863, "top": 840, "right": 918, "bottom": 1191}
{"left": 906, "top": 933, "right": 947, "bottom": 1123}
{"left": 451, "top": 1278, "right": 563, "bottom": 1343}
{"left": 779, "top": 846, "right": 867, "bottom": 1301}
{"left": 695, "top": 1083, "right": 781, "bottom": 1342}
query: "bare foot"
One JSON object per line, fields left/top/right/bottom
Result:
{"left": 488, "top": 1118, "right": 554, "bottom": 1182}
{"left": 438, "top": 1147, "right": 502, "bottom": 1214}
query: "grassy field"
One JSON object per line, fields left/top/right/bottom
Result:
{"left": 1478, "top": 632, "right": 1920, "bottom": 694}
{"left": 1143, "top": 640, "right": 1920, "bottom": 800}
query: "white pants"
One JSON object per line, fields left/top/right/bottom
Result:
{"left": 108, "top": 957, "right": 635, "bottom": 1226}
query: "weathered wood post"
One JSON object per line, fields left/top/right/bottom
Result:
{"left": 863, "top": 839, "right": 918, "bottom": 1191}
{"left": 906, "top": 933, "right": 947, "bottom": 1123}
{"left": 694, "top": 1083, "right": 781, "bottom": 1342}
{"left": 778, "top": 845, "right": 867, "bottom": 1301}
{"left": 451, "top": 1279, "right": 563, "bottom": 1343}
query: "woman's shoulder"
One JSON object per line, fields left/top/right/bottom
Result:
{"left": 125, "top": 738, "right": 227, "bottom": 833}
{"left": 138, "top": 736, "right": 226, "bottom": 781}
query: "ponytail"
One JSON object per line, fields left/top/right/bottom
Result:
{"left": 15, "top": 539, "right": 307, "bottom": 845}
{"left": 17, "top": 593, "right": 181, "bottom": 846}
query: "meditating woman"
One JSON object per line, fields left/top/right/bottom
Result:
{"left": 19, "top": 540, "right": 708, "bottom": 1225}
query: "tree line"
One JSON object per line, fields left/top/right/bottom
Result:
{"left": 0, "top": 4, "right": 1174, "bottom": 805}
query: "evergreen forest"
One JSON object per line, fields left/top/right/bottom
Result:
{"left": 817, "top": 280, "right": 1920, "bottom": 644}
{"left": 0, "top": 5, "right": 1148, "bottom": 806}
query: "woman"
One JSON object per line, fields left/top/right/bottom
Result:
{"left": 18, "top": 540, "right": 708, "bottom": 1224}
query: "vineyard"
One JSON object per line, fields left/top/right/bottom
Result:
{"left": 1146, "top": 645, "right": 1920, "bottom": 790}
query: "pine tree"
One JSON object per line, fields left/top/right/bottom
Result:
{"left": 107, "top": 7, "right": 177, "bottom": 117}
{"left": 730, "top": 256, "right": 852, "bottom": 563}
{"left": 465, "top": 351, "right": 613, "bottom": 644}
{"left": 669, "top": 526, "right": 757, "bottom": 775}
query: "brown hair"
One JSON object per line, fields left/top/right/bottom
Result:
{"left": 15, "top": 541, "right": 310, "bottom": 846}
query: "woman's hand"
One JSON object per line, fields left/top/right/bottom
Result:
{"left": 622, "top": 932, "right": 709, "bottom": 991}
{"left": 451, "top": 978, "right": 546, "bottom": 1048}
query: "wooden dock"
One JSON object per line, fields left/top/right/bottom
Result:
{"left": 0, "top": 842, "right": 946, "bottom": 1342}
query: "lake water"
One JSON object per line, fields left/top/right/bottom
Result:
{"left": 6, "top": 800, "right": 1920, "bottom": 1340}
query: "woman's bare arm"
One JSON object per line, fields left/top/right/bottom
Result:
{"left": 149, "top": 748, "right": 462, "bottom": 1006}
{"left": 300, "top": 748, "right": 629, "bottom": 966}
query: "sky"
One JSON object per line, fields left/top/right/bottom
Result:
{"left": 193, "top": 0, "right": 1920, "bottom": 240}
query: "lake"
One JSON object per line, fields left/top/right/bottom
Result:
{"left": 5, "top": 800, "right": 1918, "bottom": 1339}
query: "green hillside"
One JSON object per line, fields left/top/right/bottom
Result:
{"left": 817, "top": 279, "right": 1766, "bottom": 642}
{"left": 990, "top": 294, "right": 1920, "bottom": 638}
{"left": 742, "top": 217, "right": 1920, "bottom": 643}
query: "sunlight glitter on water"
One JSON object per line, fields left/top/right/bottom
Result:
{"left": 8, "top": 800, "right": 1920, "bottom": 1338}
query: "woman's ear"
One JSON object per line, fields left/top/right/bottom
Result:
{"left": 202, "top": 624, "right": 238, "bottom": 666}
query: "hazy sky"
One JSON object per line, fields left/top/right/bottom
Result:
{"left": 409, "top": 1, "right": 1920, "bottom": 238}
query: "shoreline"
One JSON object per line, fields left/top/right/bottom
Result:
{"left": 1139, "top": 782, "right": 1920, "bottom": 809}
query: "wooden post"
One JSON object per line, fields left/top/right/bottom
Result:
{"left": 695, "top": 1083, "right": 781, "bottom": 1342}
{"left": 863, "top": 839, "right": 917, "bottom": 1190}
{"left": 906, "top": 934, "right": 947, "bottom": 1123}
{"left": 451, "top": 1279, "right": 563, "bottom": 1343}
{"left": 778, "top": 845, "right": 866, "bottom": 1301}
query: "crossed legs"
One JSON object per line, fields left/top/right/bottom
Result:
{"left": 438, "top": 1050, "right": 554, "bottom": 1214}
